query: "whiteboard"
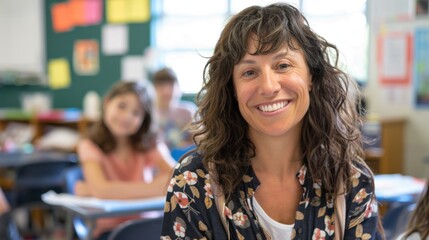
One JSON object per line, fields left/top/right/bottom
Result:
{"left": 0, "top": 0, "right": 44, "bottom": 75}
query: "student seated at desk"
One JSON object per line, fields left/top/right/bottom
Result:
{"left": 151, "top": 67, "right": 197, "bottom": 157}
{"left": 396, "top": 176, "right": 429, "bottom": 240}
{"left": 75, "top": 81, "right": 175, "bottom": 240}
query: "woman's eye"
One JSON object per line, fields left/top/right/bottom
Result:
{"left": 278, "top": 63, "right": 290, "bottom": 70}
{"left": 243, "top": 70, "right": 256, "bottom": 77}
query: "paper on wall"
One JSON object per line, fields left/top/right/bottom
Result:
{"left": 102, "top": 25, "right": 128, "bottom": 55}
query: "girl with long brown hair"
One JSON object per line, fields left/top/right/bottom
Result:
{"left": 75, "top": 81, "right": 175, "bottom": 239}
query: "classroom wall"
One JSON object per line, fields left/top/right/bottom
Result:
{"left": 1, "top": 1, "right": 428, "bottom": 177}
{"left": 367, "top": 0, "right": 429, "bottom": 178}
{"left": 0, "top": 0, "right": 151, "bottom": 109}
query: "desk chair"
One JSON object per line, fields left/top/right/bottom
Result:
{"left": 107, "top": 216, "right": 163, "bottom": 240}
{"left": 62, "top": 165, "right": 88, "bottom": 240}
{"left": 171, "top": 144, "right": 196, "bottom": 161}
{"left": 13, "top": 159, "right": 76, "bottom": 207}
{"left": 12, "top": 158, "right": 76, "bottom": 237}
{"left": 382, "top": 202, "right": 416, "bottom": 239}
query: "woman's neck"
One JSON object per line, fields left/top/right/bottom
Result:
{"left": 250, "top": 133, "right": 303, "bottom": 179}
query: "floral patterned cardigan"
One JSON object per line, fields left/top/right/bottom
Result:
{"left": 161, "top": 152, "right": 379, "bottom": 240}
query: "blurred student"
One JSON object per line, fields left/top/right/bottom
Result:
{"left": 75, "top": 81, "right": 175, "bottom": 240}
{"left": 151, "top": 67, "right": 196, "bottom": 156}
{"left": 397, "top": 177, "right": 429, "bottom": 240}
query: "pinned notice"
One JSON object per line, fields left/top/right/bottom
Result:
{"left": 48, "top": 58, "right": 71, "bottom": 89}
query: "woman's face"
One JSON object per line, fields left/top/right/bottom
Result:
{"left": 232, "top": 40, "right": 312, "bottom": 140}
{"left": 104, "top": 92, "right": 144, "bottom": 139}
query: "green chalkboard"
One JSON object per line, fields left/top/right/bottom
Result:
{"left": 0, "top": 0, "right": 151, "bottom": 109}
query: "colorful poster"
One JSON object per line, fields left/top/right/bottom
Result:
{"left": 414, "top": 28, "right": 429, "bottom": 107}
{"left": 128, "top": 0, "right": 150, "bottom": 22}
{"left": 51, "top": 2, "right": 73, "bottom": 32}
{"left": 70, "top": 0, "right": 86, "bottom": 26}
{"left": 73, "top": 40, "right": 99, "bottom": 75}
{"left": 48, "top": 58, "right": 71, "bottom": 89}
{"left": 85, "top": 0, "right": 103, "bottom": 25}
{"left": 51, "top": 0, "right": 102, "bottom": 32}
{"left": 377, "top": 31, "right": 412, "bottom": 86}
{"left": 107, "top": 0, "right": 150, "bottom": 23}
{"left": 106, "top": 0, "right": 128, "bottom": 23}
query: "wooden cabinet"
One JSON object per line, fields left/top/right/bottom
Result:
{"left": 364, "top": 118, "right": 406, "bottom": 174}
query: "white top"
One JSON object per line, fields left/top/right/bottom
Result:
{"left": 396, "top": 232, "right": 429, "bottom": 240}
{"left": 253, "top": 197, "right": 294, "bottom": 240}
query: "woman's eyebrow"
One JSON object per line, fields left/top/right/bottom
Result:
{"left": 273, "top": 52, "right": 288, "bottom": 61}
{"left": 236, "top": 58, "right": 257, "bottom": 66}
{"left": 273, "top": 50, "right": 299, "bottom": 61}
{"left": 236, "top": 49, "right": 299, "bottom": 66}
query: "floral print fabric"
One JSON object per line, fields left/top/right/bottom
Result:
{"left": 161, "top": 153, "right": 379, "bottom": 239}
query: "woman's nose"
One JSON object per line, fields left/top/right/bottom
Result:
{"left": 258, "top": 70, "right": 280, "bottom": 97}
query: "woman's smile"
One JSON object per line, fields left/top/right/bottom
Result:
{"left": 256, "top": 100, "right": 290, "bottom": 113}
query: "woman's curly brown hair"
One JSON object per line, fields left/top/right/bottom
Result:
{"left": 88, "top": 81, "right": 157, "bottom": 153}
{"left": 192, "top": 3, "right": 373, "bottom": 200}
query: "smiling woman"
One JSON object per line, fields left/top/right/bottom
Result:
{"left": 232, "top": 43, "right": 312, "bottom": 139}
{"left": 160, "top": 2, "right": 382, "bottom": 240}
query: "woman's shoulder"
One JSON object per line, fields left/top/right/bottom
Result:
{"left": 350, "top": 159, "right": 375, "bottom": 183}
{"left": 173, "top": 151, "right": 207, "bottom": 175}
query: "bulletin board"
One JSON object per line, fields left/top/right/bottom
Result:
{"left": 377, "top": 31, "right": 413, "bottom": 86}
{"left": 0, "top": 0, "right": 151, "bottom": 109}
{"left": 414, "top": 28, "right": 429, "bottom": 107}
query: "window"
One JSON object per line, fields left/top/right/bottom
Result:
{"left": 151, "top": 0, "right": 368, "bottom": 93}
{"left": 302, "top": 0, "right": 368, "bottom": 82}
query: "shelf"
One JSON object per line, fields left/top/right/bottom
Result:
{"left": 0, "top": 109, "right": 95, "bottom": 145}
{"left": 364, "top": 118, "right": 406, "bottom": 174}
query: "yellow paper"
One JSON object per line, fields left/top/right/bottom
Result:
{"left": 107, "top": 0, "right": 150, "bottom": 23}
{"left": 48, "top": 58, "right": 71, "bottom": 89}
{"left": 106, "top": 0, "right": 127, "bottom": 23}
{"left": 128, "top": 0, "right": 150, "bottom": 23}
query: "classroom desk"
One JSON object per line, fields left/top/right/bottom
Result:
{"left": 0, "top": 151, "right": 77, "bottom": 168}
{"left": 374, "top": 174, "right": 426, "bottom": 203}
{"left": 374, "top": 174, "right": 426, "bottom": 216}
{"left": 42, "top": 192, "right": 165, "bottom": 240}
{"left": 0, "top": 151, "right": 77, "bottom": 189}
